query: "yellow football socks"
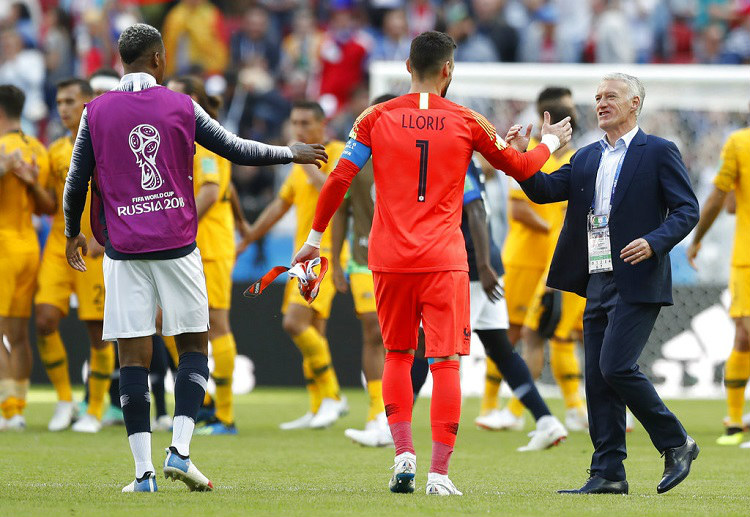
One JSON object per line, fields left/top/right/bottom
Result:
{"left": 481, "top": 358, "right": 502, "bottom": 414}
{"left": 0, "top": 379, "right": 15, "bottom": 418}
{"left": 37, "top": 331, "right": 72, "bottom": 403}
{"left": 88, "top": 344, "right": 115, "bottom": 420}
{"left": 550, "top": 338, "right": 585, "bottom": 410}
{"left": 366, "top": 379, "right": 384, "bottom": 422}
{"left": 302, "top": 359, "right": 322, "bottom": 414}
{"left": 507, "top": 395, "right": 525, "bottom": 418}
{"left": 293, "top": 327, "right": 341, "bottom": 402}
{"left": 211, "top": 333, "right": 237, "bottom": 425}
{"left": 725, "top": 349, "right": 750, "bottom": 427}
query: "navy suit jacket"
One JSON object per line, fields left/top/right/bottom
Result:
{"left": 519, "top": 129, "right": 699, "bottom": 305}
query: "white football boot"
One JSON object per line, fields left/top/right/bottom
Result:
{"left": 486, "top": 407, "right": 526, "bottom": 431}
{"left": 163, "top": 448, "right": 213, "bottom": 492}
{"left": 122, "top": 472, "right": 158, "bottom": 493}
{"left": 48, "top": 401, "right": 76, "bottom": 431}
{"left": 425, "top": 472, "right": 463, "bottom": 496}
{"left": 310, "top": 396, "right": 348, "bottom": 429}
{"left": 517, "top": 415, "right": 568, "bottom": 451}
{"left": 6, "top": 415, "right": 25, "bottom": 431}
{"left": 345, "top": 412, "right": 393, "bottom": 447}
{"left": 280, "top": 412, "right": 314, "bottom": 430}
{"left": 72, "top": 413, "right": 102, "bottom": 433}
{"left": 389, "top": 452, "right": 416, "bottom": 493}
{"left": 475, "top": 409, "right": 503, "bottom": 431}
{"left": 152, "top": 415, "right": 173, "bottom": 432}
{"left": 565, "top": 408, "right": 589, "bottom": 432}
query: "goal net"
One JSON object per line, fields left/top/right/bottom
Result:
{"left": 370, "top": 61, "right": 750, "bottom": 398}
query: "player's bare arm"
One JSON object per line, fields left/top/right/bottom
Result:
{"left": 330, "top": 198, "right": 351, "bottom": 293}
{"left": 229, "top": 183, "right": 254, "bottom": 255}
{"left": 13, "top": 157, "right": 56, "bottom": 215}
{"left": 195, "top": 181, "right": 220, "bottom": 220}
{"left": 464, "top": 198, "right": 503, "bottom": 302}
{"left": 241, "top": 197, "right": 292, "bottom": 250}
{"left": 300, "top": 162, "right": 328, "bottom": 190}
{"left": 686, "top": 186, "right": 728, "bottom": 269}
{"left": 510, "top": 198, "right": 551, "bottom": 233}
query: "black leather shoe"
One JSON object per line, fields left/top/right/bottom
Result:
{"left": 657, "top": 435, "right": 699, "bottom": 494}
{"left": 558, "top": 475, "right": 628, "bottom": 495}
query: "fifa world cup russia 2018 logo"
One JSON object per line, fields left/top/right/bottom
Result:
{"left": 129, "top": 124, "right": 163, "bottom": 191}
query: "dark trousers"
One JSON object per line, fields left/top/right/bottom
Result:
{"left": 583, "top": 273, "right": 687, "bottom": 481}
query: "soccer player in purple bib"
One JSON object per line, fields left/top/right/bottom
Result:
{"left": 63, "top": 23, "right": 327, "bottom": 493}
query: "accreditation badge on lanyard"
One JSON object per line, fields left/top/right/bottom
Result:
{"left": 588, "top": 212, "right": 613, "bottom": 273}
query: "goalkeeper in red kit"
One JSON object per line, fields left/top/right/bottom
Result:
{"left": 293, "top": 31, "right": 571, "bottom": 496}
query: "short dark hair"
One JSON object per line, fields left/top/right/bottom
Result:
{"left": 409, "top": 31, "right": 456, "bottom": 79}
{"left": 118, "top": 23, "right": 163, "bottom": 65}
{"left": 171, "top": 75, "right": 222, "bottom": 120}
{"left": 536, "top": 87, "right": 572, "bottom": 113}
{"left": 292, "top": 100, "right": 325, "bottom": 120}
{"left": 56, "top": 77, "right": 94, "bottom": 97}
{"left": 0, "top": 85, "right": 25, "bottom": 119}
{"left": 372, "top": 93, "right": 397, "bottom": 105}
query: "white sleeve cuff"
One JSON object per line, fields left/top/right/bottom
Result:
{"left": 541, "top": 134, "right": 560, "bottom": 154}
{"left": 305, "top": 229, "right": 323, "bottom": 249}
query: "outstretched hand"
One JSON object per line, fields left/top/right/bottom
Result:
{"left": 686, "top": 241, "right": 701, "bottom": 270}
{"left": 505, "top": 124, "right": 533, "bottom": 152}
{"left": 290, "top": 142, "right": 328, "bottom": 169}
{"left": 541, "top": 111, "right": 572, "bottom": 150}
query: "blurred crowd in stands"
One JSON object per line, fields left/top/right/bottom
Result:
{"left": 1, "top": 0, "right": 747, "bottom": 275}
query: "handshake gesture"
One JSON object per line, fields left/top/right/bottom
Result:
{"left": 505, "top": 111, "right": 573, "bottom": 153}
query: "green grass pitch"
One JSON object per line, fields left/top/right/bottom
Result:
{"left": 1, "top": 388, "right": 747, "bottom": 517}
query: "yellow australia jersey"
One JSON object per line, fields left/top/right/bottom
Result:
{"left": 46, "top": 135, "right": 95, "bottom": 251}
{"left": 503, "top": 138, "right": 575, "bottom": 269}
{"left": 715, "top": 128, "right": 750, "bottom": 266}
{"left": 278, "top": 140, "right": 346, "bottom": 255}
{"left": 193, "top": 144, "right": 234, "bottom": 261}
{"left": 0, "top": 130, "right": 50, "bottom": 250}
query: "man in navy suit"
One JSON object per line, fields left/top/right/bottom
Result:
{"left": 513, "top": 73, "right": 700, "bottom": 494}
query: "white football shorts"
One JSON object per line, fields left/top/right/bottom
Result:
{"left": 470, "top": 280, "right": 509, "bottom": 331}
{"left": 102, "top": 248, "right": 209, "bottom": 341}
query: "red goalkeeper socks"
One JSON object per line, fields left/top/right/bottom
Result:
{"left": 382, "top": 351, "right": 415, "bottom": 455}
{"left": 429, "top": 360, "right": 461, "bottom": 475}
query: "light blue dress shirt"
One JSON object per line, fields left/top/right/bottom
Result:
{"left": 593, "top": 125, "right": 640, "bottom": 215}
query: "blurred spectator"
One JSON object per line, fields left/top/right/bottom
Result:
{"left": 406, "top": 0, "right": 438, "bottom": 37}
{"left": 74, "top": 9, "right": 116, "bottom": 77}
{"left": 371, "top": 9, "right": 411, "bottom": 61}
{"left": 696, "top": 23, "right": 730, "bottom": 63}
{"left": 162, "top": 0, "right": 228, "bottom": 76}
{"left": 553, "top": 0, "right": 591, "bottom": 62}
{"left": 225, "top": 59, "right": 290, "bottom": 143}
{"left": 472, "top": 0, "right": 519, "bottom": 62}
{"left": 42, "top": 8, "right": 74, "bottom": 103}
{"left": 585, "top": 0, "right": 635, "bottom": 63}
{"left": 723, "top": 12, "right": 750, "bottom": 63}
{"left": 231, "top": 5, "right": 281, "bottom": 73}
{"left": 666, "top": 9, "right": 696, "bottom": 63}
{"left": 328, "top": 83, "right": 370, "bottom": 141}
{"left": 281, "top": 9, "right": 323, "bottom": 81}
{"left": 7, "top": 1, "right": 41, "bottom": 47}
{"left": 315, "top": 7, "right": 372, "bottom": 116}
{"left": 694, "top": 0, "right": 732, "bottom": 30}
{"left": 0, "top": 28, "right": 46, "bottom": 129}
{"left": 519, "top": 3, "right": 564, "bottom": 63}
{"left": 445, "top": 1, "right": 498, "bottom": 62}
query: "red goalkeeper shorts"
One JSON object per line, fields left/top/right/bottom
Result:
{"left": 373, "top": 270, "right": 471, "bottom": 358}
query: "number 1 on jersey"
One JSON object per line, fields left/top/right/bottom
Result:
{"left": 416, "top": 139, "right": 429, "bottom": 202}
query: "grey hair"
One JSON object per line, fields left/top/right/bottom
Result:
{"left": 601, "top": 73, "right": 645, "bottom": 116}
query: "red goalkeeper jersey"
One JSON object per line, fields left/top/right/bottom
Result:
{"left": 312, "top": 92, "right": 552, "bottom": 273}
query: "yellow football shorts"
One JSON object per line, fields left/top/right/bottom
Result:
{"left": 281, "top": 263, "right": 337, "bottom": 320}
{"left": 202, "top": 258, "right": 234, "bottom": 310}
{"left": 523, "top": 275, "right": 585, "bottom": 341}
{"left": 730, "top": 266, "right": 750, "bottom": 318}
{"left": 350, "top": 272, "right": 377, "bottom": 315}
{"left": 36, "top": 244, "right": 104, "bottom": 321}
{"left": 0, "top": 247, "right": 39, "bottom": 318}
{"left": 504, "top": 265, "right": 546, "bottom": 326}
